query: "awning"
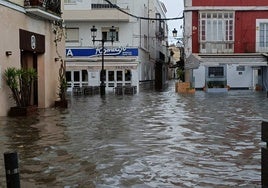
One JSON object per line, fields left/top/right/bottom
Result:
{"left": 197, "top": 54, "right": 268, "bottom": 67}
{"left": 185, "top": 54, "right": 202, "bottom": 69}
{"left": 66, "top": 61, "right": 138, "bottom": 71}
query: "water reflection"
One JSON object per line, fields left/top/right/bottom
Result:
{"left": 0, "top": 82, "right": 267, "bottom": 187}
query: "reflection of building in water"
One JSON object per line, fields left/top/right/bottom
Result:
{"left": 62, "top": 0, "right": 169, "bottom": 93}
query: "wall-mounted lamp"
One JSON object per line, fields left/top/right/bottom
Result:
{"left": 5, "top": 51, "right": 12, "bottom": 56}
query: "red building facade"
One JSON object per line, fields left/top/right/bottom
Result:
{"left": 189, "top": 0, "right": 268, "bottom": 54}
{"left": 184, "top": 0, "right": 268, "bottom": 90}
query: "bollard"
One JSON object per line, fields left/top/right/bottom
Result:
{"left": 262, "top": 121, "right": 268, "bottom": 188}
{"left": 4, "top": 152, "right": 20, "bottom": 188}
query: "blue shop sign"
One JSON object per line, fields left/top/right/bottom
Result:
{"left": 66, "top": 47, "right": 138, "bottom": 57}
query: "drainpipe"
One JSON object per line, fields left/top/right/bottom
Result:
{"left": 262, "top": 121, "right": 268, "bottom": 187}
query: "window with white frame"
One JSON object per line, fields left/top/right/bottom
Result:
{"left": 66, "top": 28, "right": 79, "bottom": 43}
{"left": 102, "top": 27, "right": 119, "bottom": 41}
{"left": 260, "top": 23, "right": 268, "bottom": 47}
{"left": 199, "top": 12, "right": 234, "bottom": 53}
{"left": 256, "top": 19, "right": 268, "bottom": 52}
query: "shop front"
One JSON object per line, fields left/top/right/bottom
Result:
{"left": 65, "top": 47, "right": 139, "bottom": 93}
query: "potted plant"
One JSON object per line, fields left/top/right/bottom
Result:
{"left": 4, "top": 67, "right": 38, "bottom": 116}
{"left": 176, "top": 68, "right": 184, "bottom": 81}
{"left": 55, "top": 59, "right": 68, "bottom": 108}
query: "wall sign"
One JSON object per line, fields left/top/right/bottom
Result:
{"left": 19, "top": 29, "right": 45, "bottom": 53}
{"left": 31, "top": 35, "right": 36, "bottom": 50}
{"left": 66, "top": 47, "right": 138, "bottom": 57}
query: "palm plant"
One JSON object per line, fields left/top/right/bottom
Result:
{"left": 4, "top": 67, "right": 37, "bottom": 107}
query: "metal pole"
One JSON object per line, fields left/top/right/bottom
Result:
{"left": 262, "top": 121, "right": 268, "bottom": 187}
{"left": 100, "top": 39, "right": 105, "bottom": 96}
{"left": 4, "top": 152, "right": 20, "bottom": 188}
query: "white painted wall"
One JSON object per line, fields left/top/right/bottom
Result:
{"left": 227, "top": 65, "right": 253, "bottom": 88}
{"left": 193, "top": 66, "right": 205, "bottom": 88}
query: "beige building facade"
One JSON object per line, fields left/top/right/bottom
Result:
{"left": 0, "top": 0, "right": 65, "bottom": 116}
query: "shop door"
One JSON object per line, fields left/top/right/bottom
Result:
{"left": 73, "top": 71, "right": 80, "bottom": 88}
{"left": 107, "top": 71, "right": 115, "bottom": 88}
{"left": 21, "top": 51, "right": 38, "bottom": 106}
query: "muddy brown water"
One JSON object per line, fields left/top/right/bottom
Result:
{"left": 0, "top": 82, "right": 267, "bottom": 187}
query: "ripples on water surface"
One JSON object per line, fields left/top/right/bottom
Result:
{"left": 0, "top": 82, "right": 267, "bottom": 187}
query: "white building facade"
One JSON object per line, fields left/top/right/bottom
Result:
{"left": 63, "top": 0, "right": 169, "bottom": 93}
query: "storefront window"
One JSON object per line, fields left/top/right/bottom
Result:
{"left": 66, "top": 71, "right": 71, "bottom": 82}
{"left": 117, "top": 71, "right": 122, "bottom": 81}
{"left": 74, "top": 71, "right": 80, "bottom": 81}
{"left": 82, "top": 70, "right": 88, "bottom": 82}
{"left": 125, "top": 70, "right": 131, "bottom": 81}
{"left": 108, "top": 71, "right": 115, "bottom": 81}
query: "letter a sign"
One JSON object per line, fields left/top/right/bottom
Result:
{"left": 66, "top": 49, "right": 73, "bottom": 57}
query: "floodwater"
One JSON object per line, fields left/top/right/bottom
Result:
{"left": 0, "top": 81, "right": 267, "bottom": 188}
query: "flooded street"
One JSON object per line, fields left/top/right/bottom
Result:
{"left": 0, "top": 81, "right": 267, "bottom": 188}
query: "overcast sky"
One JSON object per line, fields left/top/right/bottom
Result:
{"left": 161, "top": 0, "right": 184, "bottom": 43}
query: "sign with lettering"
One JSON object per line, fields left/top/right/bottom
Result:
{"left": 66, "top": 47, "right": 138, "bottom": 57}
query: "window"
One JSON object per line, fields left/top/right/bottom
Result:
{"left": 155, "top": 13, "right": 164, "bottom": 39}
{"left": 74, "top": 71, "right": 80, "bottom": 82}
{"left": 200, "top": 12, "right": 234, "bottom": 41}
{"left": 143, "top": 35, "right": 148, "bottom": 50}
{"left": 260, "top": 23, "right": 268, "bottom": 48}
{"left": 102, "top": 27, "right": 119, "bottom": 41}
{"left": 66, "top": 28, "right": 79, "bottom": 42}
{"left": 108, "top": 71, "right": 115, "bottom": 81}
{"left": 208, "top": 67, "right": 224, "bottom": 77}
{"left": 117, "top": 71, "right": 122, "bottom": 81}
{"left": 256, "top": 19, "right": 268, "bottom": 52}
{"left": 91, "top": 0, "right": 117, "bottom": 9}
{"left": 64, "top": 0, "right": 76, "bottom": 4}
{"left": 82, "top": 70, "right": 88, "bottom": 82}
{"left": 199, "top": 12, "right": 234, "bottom": 53}
{"left": 125, "top": 70, "right": 131, "bottom": 81}
{"left": 66, "top": 71, "right": 71, "bottom": 82}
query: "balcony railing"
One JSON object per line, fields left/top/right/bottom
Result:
{"left": 200, "top": 41, "right": 268, "bottom": 54}
{"left": 24, "top": 0, "right": 61, "bottom": 17}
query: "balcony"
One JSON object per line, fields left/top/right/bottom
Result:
{"left": 200, "top": 41, "right": 234, "bottom": 54}
{"left": 24, "top": 0, "right": 62, "bottom": 21}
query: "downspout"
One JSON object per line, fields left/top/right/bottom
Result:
{"left": 139, "top": 19, "right": 142, "bottom": 48}
{"left": 148, "top": 0, "right": 150, "bottom": 53}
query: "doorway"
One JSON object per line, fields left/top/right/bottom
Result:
{"left": 21, "top": 51, "right": 38, "bottom": 106}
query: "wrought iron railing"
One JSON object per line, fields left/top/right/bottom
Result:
{"left": 24, "top": 0, "right": 61, "bottom": 15}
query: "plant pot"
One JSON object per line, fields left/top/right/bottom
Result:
{"left": 55, "top": 100, "right": 68, "bottom": 108}
{"left": 8, "top": 106, "right": 37, "bottom": 117}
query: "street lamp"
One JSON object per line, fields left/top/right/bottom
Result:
{"left": 172, "top": 28, "right": 178, "bottom": 38}
{"left": 91, "top": 25, "right": 116, "bottom": 96}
